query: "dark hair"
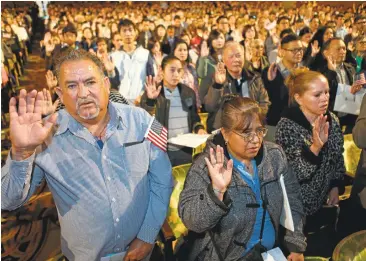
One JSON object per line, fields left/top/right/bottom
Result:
{"left": 277, "top": 16, "right": 290, "bottom": 25}
{"left": 96, "top": 37, "right": 107, "bottom": 45}
{"left": 305, "top": 26, "right": 333, "bottom": 55}
{"left": 62, "top": 23, "right": 77, "bottom": 35}
{"left": 299, "top": 26, "right": 312, "bottom": 37}
{"left": 325, "top": 21, "right": 336, "bottom": 27}
{"left": 147, "top": 37, "right": 160, "bottom": 53}
{"left": 221, "top": 96, "right": 265, "bottom": 132}
{"left": 207, "top": 29, "right": 224, "bottom": 55}
{"left": 54, "top": 48, "right": 105, "bottom": 81}
{"left": 354, "top": 15, "right": 366, "bottom": 23}
{"left": 310, "top": 16, "right": 319, "bottom": 23}
{"left": 280, "top": 33, "right": 300, "bottom": 47}
{"left": 172, "top": 39, "right": 190, "bottom": 63}
{"left": 242, "top": 24, "right": 256, "bottom": 39}
{"left": 173, "top": 15, "right": 181, "bottom": 20}
{"left": 82, "top": 27, "right": 93, "bottom": 35}
{"left": 111, "top": 32, "right": 120, "bottom": 40}
{"left": 118, "top": 19, "right": 136, "bottom": 32}
{"left": 322, "top": 37, "right": 344, "bottom": 52}
{"left": 335, "top": 14, "right": 344, "bottom": 19}
{"left": 161, "top": 55, "right": 182, "bottom": 70}
{"left": 280, "top": 28, "right": 295, "bottom": 39}
{"left": 216, "top": 15, "right": 228, "bottom": 24}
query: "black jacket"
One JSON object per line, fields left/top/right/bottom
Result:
{"left": 140, "top": 83, "right": 204, "bottom": 134}
{"left": 261, "top": 66, "right": 289, "bottom": 126}
{"left": 276, "top": 106, "right": 345, "bottom": 215}
{"left": 318, "top": 62, "right": 356, "bottom": 112}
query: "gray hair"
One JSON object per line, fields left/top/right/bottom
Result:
{"left": 223, "top": 41, "right": 245, "bottom": 57}
{"left": 54, "top": 48, "right": 106, "bottom": 82}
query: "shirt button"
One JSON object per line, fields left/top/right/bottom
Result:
{"left": 103, "top": 155, "right": 107, "bottom": 160}
{"left": 107, "top": 176, "right": 111, "bottom": 181}
{"left": 117, "top": 234, "right": 120, "bottom": 239}
{"left": 112, "top": 198, "right": 116, "bottom": 202}
{"left": 115, "top": 248, "right": 121, "bottom": 252}
{"left": 116, "top": 218, "right": 119, "bottom": 222}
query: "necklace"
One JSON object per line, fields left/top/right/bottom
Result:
{"left": 96, "top": 121, "right": 108, "bottom": 141}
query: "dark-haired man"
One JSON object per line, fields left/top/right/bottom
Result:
{"left": 344, "top": 15, "right": 366, "bottom": 46}
{"left": 44, "top": 23, "right": 79, "bottom": 70}
{"left": 319, "top": 37, "right": 358, "bottom": 132}
{"left": 335, "top": 14, "right": 348, "bottom": 39}
{"left": 217, "top": 15, "right": 233, "bottom": 41}
{"left": 2, "top": 48, "right": 173, "bottom": 261}
{"left": 111, "top": 19, "right": 154, "bottom": 105}
{"left": 262, "top": 34, "right": 304, "bottom": 141}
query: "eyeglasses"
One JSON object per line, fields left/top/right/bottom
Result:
{"left": 232, "top": 128, "right": 268, "bottom": 143}
{"left": 282, "top": 48, "right": 304, "bottom": 55}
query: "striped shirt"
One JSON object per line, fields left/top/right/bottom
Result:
{"left": 164, "top": 86, "right": 189, "bottom": 151}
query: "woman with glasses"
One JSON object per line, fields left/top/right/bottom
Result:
{"left": 276, "top": 68, "right": 345, "bottom": 255}
{"left": 178, "top": 96, "right": 306, "bottom": 261}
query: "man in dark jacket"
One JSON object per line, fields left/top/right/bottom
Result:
{"left": 204, "top": 42, "right": 270, "bottom": 133}
{"left": 44, "top": 23, "right": 79, "bottom": 70}
{"left": 261, "top": 34, "right": 304, "bottom": 141}
{"left": 318, "top": 37, "right": 358, "bottom": 133}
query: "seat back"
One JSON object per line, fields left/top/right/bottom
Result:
{"left": 304, "top": 257, "right": 329, "bottom": 261}
{"left": 167, "top": 163, "right": 191, "bottom": 244}
{"left": 343, "top": 134, "right": 361, "bottom": 178}
{"left": 332, "top": 230, "right": 366, "bottom": 261}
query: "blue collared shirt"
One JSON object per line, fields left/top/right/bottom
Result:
{"left": 1, "top": 102, "right": 173, "bottom": 261}
{"left": 229, "top": 154, "right": 275, "bottom": 255}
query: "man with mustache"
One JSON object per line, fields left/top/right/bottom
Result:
{"left": 1, "top": 48, "right": 173, "bottom": 261}
{"left": 204, "top": 41, "right": 270, "bottom": 133}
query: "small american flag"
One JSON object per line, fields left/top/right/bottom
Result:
{"left": 354, "top": 73, "right": 366, "bottom": 86}
{"left": 144, "top": 117, "right": 168, "bottom": 152}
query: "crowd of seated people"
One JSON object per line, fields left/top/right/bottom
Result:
{"left": 1, "top": 1, "right": 366, "bottom": 260}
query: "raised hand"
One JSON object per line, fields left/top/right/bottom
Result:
{"left": 41, "top": 88, "right": 60, "bottom": 116}
{"left": 326, "top": 55, "right": 337, "bottom": 71}
{"left": 9, "top": 89, "right": 58, "bottom": 160}
{"left": 312, "top": 114, "right": 329, "bottom": 151}
{"left": 144, "top": 75, "right": 162, "bottom": 100}
{"left": 204, "top": 145, "right": 233, "bottom": 199}
{"left": 214, "top": 62, "right": 227, "bottom": 84}
{"left": 200, "top": 42, "right": 210, "bottom": 57}
{"left": 267, "top": 62, "right": 278, "bottom": 81}
{"left": 101, "top": 54, "right": 115, "bottom": 73}
{"left": 347, "top": 41, "right": 355, "bottom": 52}
{"left": 311, "top": 40, "right": 320, "bottom": 57}
{"left": 45, "top": 40, "right": 55, "bottom": 55}
{"left": 154, "top": 51, "right": 163, "bottom": 67}
{"left": 45, "top": 70, "right": 58, "bottom": 91}
{"left": 350, "top": 83, "right": 362, "bottom": 94}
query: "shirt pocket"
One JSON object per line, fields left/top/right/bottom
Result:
{"left": 121, "top": 143, "right": 149, "bottom": 176}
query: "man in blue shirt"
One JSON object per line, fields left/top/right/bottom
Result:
{"left": 1, "top": 48, "right": 173, "bottom": 261}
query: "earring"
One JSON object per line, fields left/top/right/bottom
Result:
{"left": 225, "top": 140, "right": 228, "bottom": 145}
